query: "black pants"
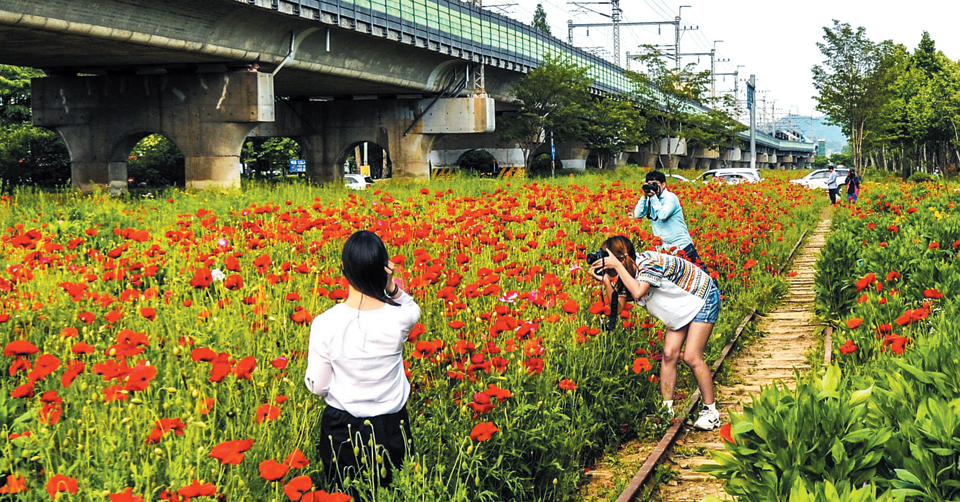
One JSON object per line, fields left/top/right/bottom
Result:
{"left": 318, "top": 406, "right": 413, "bottom": 493}
{"left": 828, "top": 188, "right": 839, "bottom": 204}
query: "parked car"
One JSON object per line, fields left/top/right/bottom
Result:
{"left": 344, "top": 173, "right": 375, "bottom": 190}
{"left": 790, "top": 167, "right": 849, "bottom": 190}
{"left": 695, "top": 168, "right": 761, "bottom": 185}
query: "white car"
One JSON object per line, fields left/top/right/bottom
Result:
{"left": 790, "top": 168, "right": 849, "bottom": 190}
{"left": 344, "top": 173, "right": 375, "bottom": 190}
{"left": 696, "top": 168, "right": 761, "bottom": 185}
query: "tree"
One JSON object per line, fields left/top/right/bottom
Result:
{"left": 583, "top": 96, "right": 646, "bottom": 170}
{"left": 629, "top": 46, "right": 712, "bottom": 166}
{"left": 241, "top": 137, "right": 302, "bottom": 180}
{"left": 812, "top": 20, "right": 895, "bottom": 171}
{"left": 0, "top": 65, "right": 70, "bottom": 191}
{"left": 498, "top": 54, "right": 592, "bottom": 172}
{"left": 532, "top": 4, "right": 551, "bottom": 36}
{"left": 127, "top": 134, "right": 185, "bottom": 187}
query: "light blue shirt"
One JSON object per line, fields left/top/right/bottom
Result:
{"left": 826, "top": 171, "right": 841, "bottom": 189}
{"left": 633, "top": 189, "right": 694, "bottom": 251}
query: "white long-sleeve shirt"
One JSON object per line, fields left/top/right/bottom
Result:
{"left": 304, "top": 290, "right": 421, "bottom": 418}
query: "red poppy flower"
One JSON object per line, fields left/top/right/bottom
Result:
{"left": 559, "top": 379, "right": 577, "bottom": 391}
{"left": 285, "top": 448, "right": 310, "bottom": 468}
{"left": 284, "top": 476, "right": 314, "bottom": 501}
{"left": 0, "top": 474, "right": 28, "bottom": 494}
{"left": 271, "top": 356, "right": 289, "bottom": 370}
{"left": 123, "top": 364, "right": 157, "bottom": 392}
{"left": 522, "top": 357, "right": 544, "bottom": 375}
{"left": 886, "top": 271, "right": 900, "bottom": 282}
{"left": 854, "top": 273, "right": 876, "bottom": 291}
{"left": 27, "top": 353, "right": 61, "bottom": 382}
{"left": 191, "top": 347, "right": 217, "bottom": 362}
{"left": 45, "top": 474, "right": 78, "bottom": 498}
{"left": 3, "top": 340, "right": 38, "bottom": 357}
{"left": 845, "top": 318, "right": 863, "bottom": 329}
{"left": 561, "top": 299, "right": 579, "bottom": 314}
{"left": 447, "top": 320, "right": 465, "bottom": 329}
{"left": 924, "top": 289, "right": 943, "bottom": 299}
{"left": 259, "top": 458, "right": 291, "bottom": 481}
{"left": 109, "top": 487, "right": 145, "bottom": 502}
{"left": 199, "top": 397, "right": 215, "bottom": 415}
{"left": 291, "top": 309, "right": 313, "bottom": 324}
{"left": 10, "top": 382, "right": 34, "bottom": 399}
{"left": 469, "top": 421, "right": 499, "bottom": 441}
{"left": 929, "top": 242, "right": 940, "bottom": 249}
{"left": 224, "top": 274, "right": 244, "bottom": 290}
{"left": 190, "top": 268, "right": 213, "bottom": 289}
{"left": 60, "top": 327, "right": 79, "bottom": 338}
{"left": 232, "top": 356, "right": 256, "bottom": 380}
{"left": 208, "top": 438, "right": 255, "bottom": 465}
{"left": 891, "top": 336, "right": 910, "bottom": 355}
{"left": 719, "top": 423, "right": 736, "bottom": 445}
{"left": 632, "top": 357, "right": 653, "bottom": 373}
{"left": 839, "top": 339, "right": 857, "bottom": 355}
{"left": 484, "top": 384, "right": 512, "bottom": 401}
{"left": 140, "top": 308, "right": 156, "bottom": 321}
{"left": 78, "top": 312, "right": 95, "bottom": 324}
{"left": 61, "top": 360, "right": 85, "bottom": 388}
{"left": 406, "top": 323, "right": 426, "bottom": 342}
{"left": 255, "top": 404, "right": 282, "bottom": 423}
{"left": 178, "top": 479, "right": 216, "bottom": 498}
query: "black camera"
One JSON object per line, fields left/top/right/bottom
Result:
{"left": 586, "top": 248, "right": 608, "bottom": 264}
{"left": 642, "top": 182, "right": 660, "bottom": 195}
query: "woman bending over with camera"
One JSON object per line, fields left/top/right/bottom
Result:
{"left": 305, "top": 230, "right": 421, "bottom": 490}
{"left": 590, "top": 235, "right": 722, "bottom": 430}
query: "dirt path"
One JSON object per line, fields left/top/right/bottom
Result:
{"left": 650, "top": 216, "right": 831, "bottom": 501}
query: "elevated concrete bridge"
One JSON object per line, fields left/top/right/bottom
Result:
{"left": 0, "top": 0, "right": 814, "bottom": 190}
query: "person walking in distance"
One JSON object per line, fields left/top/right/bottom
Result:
{"left": 845, "top": 168, "right": 861, "bottom": 203}
{"left": 826, "top": 165, "right": 841, "bottom": 204}
{"left": 589, "top": 235, "right": 723, "bottom": 430}
{"left": 633, "top": 170, "right": 703, "bottom": 267}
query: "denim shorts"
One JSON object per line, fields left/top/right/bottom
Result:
{"left": 692, "top": 281, "right": 721, "bottom": 324}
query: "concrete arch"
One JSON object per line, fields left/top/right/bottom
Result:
{"left": 455, "top": 148, "right": 499, "bottom": 175}
{"left": 335, "top": 140, "right": 392, "bottom": 180}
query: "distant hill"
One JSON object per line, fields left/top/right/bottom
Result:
{"left": 776, "top": 115, "right": 847, "bottom": 155}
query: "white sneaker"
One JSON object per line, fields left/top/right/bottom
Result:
{"left": 693, "top": 407, "right": 721, "bottom": 431}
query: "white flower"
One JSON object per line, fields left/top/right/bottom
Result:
{"left": 210, "top": 268, "right": 226, "bottom": 282}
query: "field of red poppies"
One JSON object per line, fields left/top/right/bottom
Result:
{"left": 706, "top": 180, "right": 960, "bottom": 502}
{"left": 0, "top": 172, "right": 820, "bottom": 501}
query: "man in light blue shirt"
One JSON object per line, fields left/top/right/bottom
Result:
{"left": 633, "top": 170, "right": 702, "bottom": 267}
{"left": 826, "top": 165, "right": 841, "bottom": 204}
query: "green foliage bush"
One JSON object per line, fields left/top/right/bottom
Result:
{"left": 704, "top": 182, "right": 960, "bottom": 501}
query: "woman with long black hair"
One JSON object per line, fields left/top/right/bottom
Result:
{"left": 590, "top": 235, "right": 722, "bottom": 430}
{"left": 305, "top": 230, "right": 421, "bottom": 490}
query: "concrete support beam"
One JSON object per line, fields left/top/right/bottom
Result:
{"left": 253, "top": 97, "right": 493, "bottom": 183}
{"left": 33, "top": 71, "right": 274, "bottom": 192}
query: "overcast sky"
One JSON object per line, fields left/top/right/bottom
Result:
{"left": 494, "top": 0, "right": 958, "bottom": 123}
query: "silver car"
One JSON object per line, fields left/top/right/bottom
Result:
{"left": 790, "top": 168, "right": 849, "bottom": 190}
{"left": 696, "top": 168, "right": 762, "bottom": 184}
{"left": 344, "top": 173, "right": 375, "bottom": 190}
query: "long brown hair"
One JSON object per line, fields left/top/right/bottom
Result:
{"left": 602, "top": 235, "right": 639, "bottom": 281}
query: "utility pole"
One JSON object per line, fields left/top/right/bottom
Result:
{"left": 568, "top": 16, "right": 675, "bottom": 67}
{"left": 748, "top": 75, "right": 756, "bottom": 170}
{"left": 567, "top": 0, "right": 684, "bottom": 69}
{"left": 711, "top": 40, "right": 722, "bottom": 99}
{"left": 675, "top": 6, "right": 691, "bottom": 72}
{"left": 714, "top": 64, "right": 744, "bottom": 118}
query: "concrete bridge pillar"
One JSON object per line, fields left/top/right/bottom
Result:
{"left": 255, "top": 96, "right": 493, "bottom": 183}
{"left": 32, "top": 72, "right": 274, "bottom": 192}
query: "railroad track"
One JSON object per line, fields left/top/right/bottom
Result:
{"left": 644, "top": 216, "right": 832, "bottom": 501}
